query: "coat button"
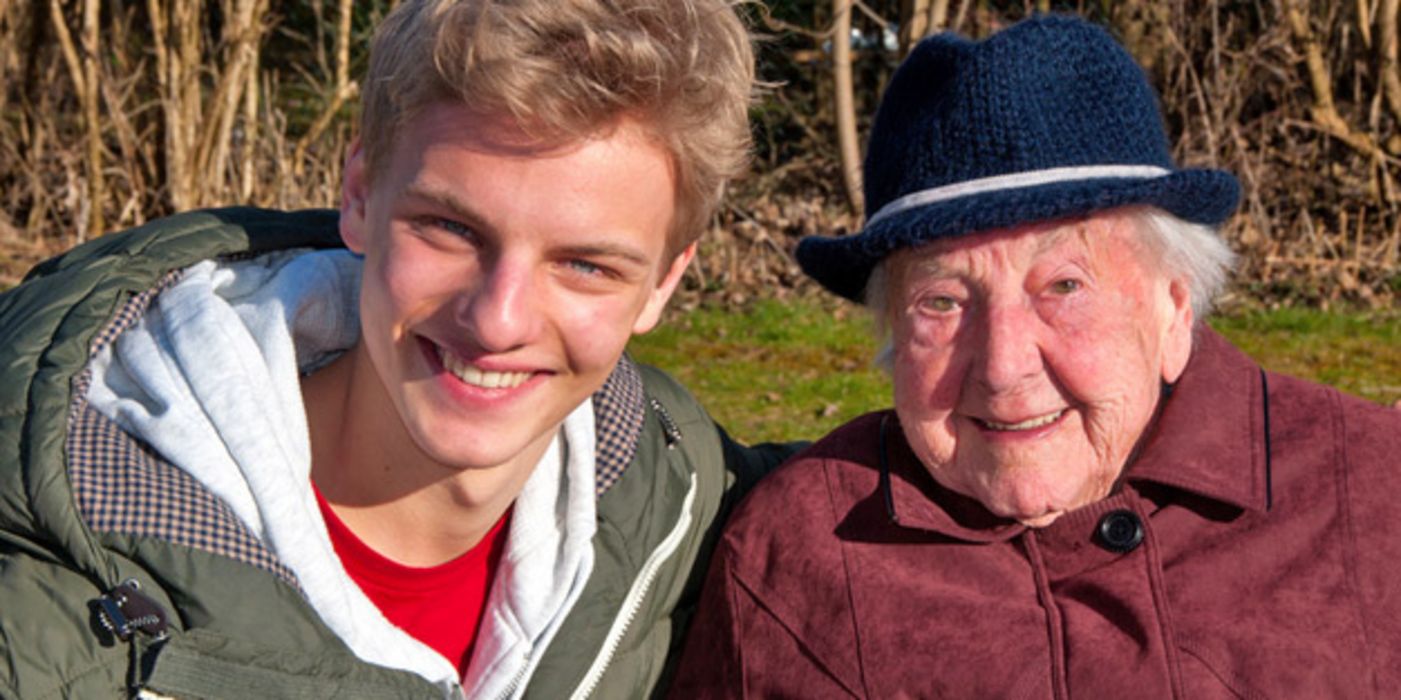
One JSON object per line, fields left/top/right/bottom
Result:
{"left": 1096, "top": 510, "right": 1144, "bottom": 553}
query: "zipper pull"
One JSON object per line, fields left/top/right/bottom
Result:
{"left": 92, "top": 578, "right": 171, "bottom": 641}
{"left": 648, "top": 397, "right": 682, "bottom": 449}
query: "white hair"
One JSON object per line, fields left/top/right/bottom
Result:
{"left": 861, "top": 207, "right": 1237, "bottom": 369}
{"left": 1129, "top": 208, "right": 1236, "bottom": 319}
{"left": 865, "top": 262, "right": 896, "bottom": 371}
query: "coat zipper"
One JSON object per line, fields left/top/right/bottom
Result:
{"left": 567, "top": 472, "right": 698, "bottom": 700}
{"left": 493, "top": 656, "right": 532, "bottom": 700}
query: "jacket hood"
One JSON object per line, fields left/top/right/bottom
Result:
{"left": 0, "top": 208, "right": 343, "bottom": 586}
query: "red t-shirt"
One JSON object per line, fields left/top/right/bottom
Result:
{"left": 314, "top": 486, "right": 511, "bottom": 676}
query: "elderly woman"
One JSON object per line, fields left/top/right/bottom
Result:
{"left": 671, "top": 14, "right": 1401, "bottom": 698}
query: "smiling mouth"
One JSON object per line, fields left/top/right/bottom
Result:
{"left": 436, "top": 346, "right": 532, "bottom": 389}
{"left": 976, "top": 409, "right": 1066, "bottom": 432}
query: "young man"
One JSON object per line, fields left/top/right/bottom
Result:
{"left": 0, "top": 1, "right": 789, "bottom": 697}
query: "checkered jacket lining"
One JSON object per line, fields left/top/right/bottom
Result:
{"left": 65, "top": 266, "right": 648, "bottom": 587}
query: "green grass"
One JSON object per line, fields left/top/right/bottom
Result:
{"left": 629, "top": 299, "right": 1401, "bottom": 445}
{"left": 629, "top": 298, "right": 890, "bottom": 444}
{"left": 1209, "top": 307, "right": 1401, "bottom": 406}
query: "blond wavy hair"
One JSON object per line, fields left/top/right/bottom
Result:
{"left": 360, "top": 0, "right": 755, "bottom": 256}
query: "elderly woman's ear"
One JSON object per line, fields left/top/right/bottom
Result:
{"left": 1160, "top": 276, "right": 1195, "bottom": 385}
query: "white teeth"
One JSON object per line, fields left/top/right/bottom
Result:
{"left": 981, "top": 410, "right": 1064, "bottom": 431}
{"left": 437, "top": 346, "right": 531, "bottom": 389}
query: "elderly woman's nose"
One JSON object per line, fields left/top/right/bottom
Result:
{"left": 974, "top": 302, "right": 1043, "bottom": 391}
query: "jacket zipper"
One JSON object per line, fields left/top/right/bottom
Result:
{"left": 567, "top": 472, "right": 698, "bottom": 700}
{"left": 493, "top": 656, "right": 532, "bottom": 700}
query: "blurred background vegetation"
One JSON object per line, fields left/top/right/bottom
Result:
{"left": 3, "top": 0, "right": 1401, "bottom": 305}
{"left": 1, "top": 0, "right": 1397, "bottom": 439}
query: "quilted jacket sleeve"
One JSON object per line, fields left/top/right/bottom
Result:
{"left": 0, "top": 548, "right": 135, "bottom": 699}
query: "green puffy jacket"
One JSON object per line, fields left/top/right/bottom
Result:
{"left": 0, "top": 208, "right": 794, "bottom": 699}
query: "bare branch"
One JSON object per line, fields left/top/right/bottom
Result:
{"left": 196, "top": 0, "right": 268, "bottom": 203}
{"left": 1378, "top": 0, "right": 1401, "bottom": 133}
{"left": 1284, "top": 0, "right": 1389, "bottom": 164}
{"left": 1359, "top": 0, "right": 1375, "bottom": 49}
{"left": 47, "top": 0, "right": 84, "bottom": 97}
{"left": 80, "top": 0, "right": 101, "bottom": 238}
{"left": 293, "top": 0, "right": 355, "bottom": 176}
{"left": 334, "top": 0, "right": 351, "bottom": 93}
{"left": 292, "top": 81, "right": 357, "bottom": 176}
{"left": 928, "top": 0, "right": 950, "bottom": 32}
{"left": 832, "top": 0, "right": 864, "bottom": 215}
{"left": 900, "top": 0, "right": 930, "bottom": 57}
{"left": 240, "top": 22, "right": 261, "bottom": 201}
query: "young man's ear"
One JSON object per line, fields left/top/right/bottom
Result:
{"left": 632, "top": 242, "right": 698, "bottom": 335}
{"left": 340, "top": 137, "right": 370, "bottom": 254}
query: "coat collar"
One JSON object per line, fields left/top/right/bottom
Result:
{"left": 590, "top": 355, "right": 646, "bottom": 496}
{"left": 876, "top": 326, "right": 1270, "bottom": 541}
{"left": 1123, "top": 327, "right": 1270, "bottom": 513}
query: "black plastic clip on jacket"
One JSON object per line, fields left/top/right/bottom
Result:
{"left": 93, "top": 578, "right": 170, "bottom": 641}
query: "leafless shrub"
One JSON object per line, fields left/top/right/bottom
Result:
{"left": 717, "top": 0, "right": 1401, "bottom": 309}
{"left": 1, "top": 0, "right": 361, "bottom": 254}
{"left": 2, "top": 1, "right": 1399, "bottom": 308}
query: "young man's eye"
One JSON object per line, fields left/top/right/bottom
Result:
{"left": 564, "top": 259, "right": 606, "bottom": 277}
{"left": 436, "top": 218, "right": 476, "bottom": 240}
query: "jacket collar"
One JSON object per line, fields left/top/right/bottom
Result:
{"left": 879, "top": 326, "right": 1270, "bottom": 541}
{"left": 1123, "top": 327, "right": 1270, "bottom": 513}
{"left": 879, "top": 414, "right": 1029, "bottom": 542}
{"left": 590, "top": 355, "right": 646, "bottom": 496}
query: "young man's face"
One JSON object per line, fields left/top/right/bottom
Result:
{"left": 339, "top": 102, "right": 691, "bottom": 474}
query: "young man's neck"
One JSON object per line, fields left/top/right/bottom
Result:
{"left": 301, "top": 344, "right": 552, "bottom": 567}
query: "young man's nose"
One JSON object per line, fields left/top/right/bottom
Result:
{"left": 974, "top": 302, "right": 1043, "bottom": 393}
{"left": 456, "top": 261, "right": 538, "bottom": 352}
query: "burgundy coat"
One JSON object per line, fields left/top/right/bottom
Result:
{"left": 671, "top": 330, "right": 1401, "bottom": 698}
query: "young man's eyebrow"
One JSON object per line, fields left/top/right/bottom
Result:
{"left": 555, "top": 243, "right": 651, "bottom": 267}
{"left": 399, "top": 183, "right": 493, "bottom": 230}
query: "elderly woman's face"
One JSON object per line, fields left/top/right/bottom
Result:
{"left": 887, "top": 212, "right": 1194, "bottom": 527}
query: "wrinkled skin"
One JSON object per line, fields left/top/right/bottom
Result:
{"left": 887, "top": 212, "right": 1194, "bottom": 527}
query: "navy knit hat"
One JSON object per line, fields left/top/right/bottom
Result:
{"left": 796, "top": 14, "right": 1241, "bottom": 302}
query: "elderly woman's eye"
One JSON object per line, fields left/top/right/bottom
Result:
{"left": 917, "top": 295, "right": 960, "bottom": 313}
{"left": 1050, "top": 278, "right": 1082, "bottom": 295}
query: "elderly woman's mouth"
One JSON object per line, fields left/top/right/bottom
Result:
{"left": 973, "top": 409, "right": 1067, "bottom": 432}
